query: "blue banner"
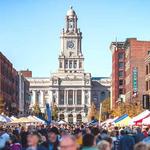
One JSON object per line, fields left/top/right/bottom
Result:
{"left": 46, "top": 103, "right": 51, "bottom": 124}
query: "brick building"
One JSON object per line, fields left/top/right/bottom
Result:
{"left": 0, "top": 52, "right": 19, "bottom": 115}
{"left": 20, "top": 69, "right": 32, "bottom": 78}
{"left": 110, "top": 42, "right": 126, "bottom": 108}
{"left": 0, "top": 52, "right": 30, "bottom": 116}
{"left": 145, "top": 52, "right": 150, "bottom": 95}
{"left": 124, "top": 38, "right": 150, "bottom": 103}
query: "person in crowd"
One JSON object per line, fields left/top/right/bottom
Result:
{"left": 0, "top": 127, "right": 10, "bottom": 150}
{"left": 59, "top": 135, "right": 77, "bottom": 150}
{"left": 91, "top": 127, "right": 101, "bottom": 144}
{"left": 134, "top": 142, "right": 150, "bottom": 150}
{"left": 74, "top": 128, "right": 83, "bottom": 147}
{"left": 100, "top": 130, "right": 109, "bottom": 139}
{"left": 41, "top": 127, "right": 59, "bottom": 150}
{"left": 103, "top": 137, "right": 113, "bottom": 150}
{"left": 82, "top": 133, "right": 98, "bottom": 150}
{"left": 143, "top": 130, "right": 150, "bottom": 144}
{"left": 118, "top": 129, "right": 135, "bottom": 150}
{"left": 26, "top": 131, "right": 47, "bottom": 150}
{"left": 134, "top": 127, "right": 145, "bottom": 143}
{"left": 97, "top": 140, "right": 110, "bottom": 150}
{"left": 8, "top": 134, "right": 22, "bottom": 150}
{"left": 143, "top": 127, "right": 149, "bottom": 137}
{"left": 20, "top": 127, "right": 28, "bottom": 149}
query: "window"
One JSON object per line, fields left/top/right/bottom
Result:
{"left": 119, "top": 80, "right": 123, "bottom": 86}
{"left": 146, "top": 65, "right": 149, "bottom": 75}
{"left": 74, "top": 60, "right": 77, "bottom": 68}
{"left": 119, "top": 89, "right": 123, "bottom": 95}
{"left": 119, "top": 71, "right": 123, "bottom": 77}
{"left": 65, "top": 60, "right": 68, "bottom": 68}
{"left": 79, "top": 61, "right": 82, "bottom": 68}
{"left": 68, "top": 90, "right": 73, "bottom": 105}
{"left": 118, "top": 53, "right": 124, "bottom": 60}
{"left": 146, "top": 81, "right": 149, "bottom": 91}
{"left": 119, "top": 62, "right": 124, "bottom": 69}
{"left": 77, "top": 90, "right": 82, "bottom": 105}
{"left": 59, "top": 90, "right": 64, "bottom": 105}
{"left": 148, "top": 51, "right": 150, "bottom": 55}
{"left": 69, "top": 60, "right": 72, "bottom": 68}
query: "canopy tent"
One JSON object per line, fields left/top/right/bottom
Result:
{"left": 58, "top": 120, "right": 67, "bottom": 125}
{"left": 142, "top": 116, "right": 150, "bottom": 125}
{"left": 10, "top": 117, "right": 39, "bottom": 124}
{"left": 132, "top": 110, "right": 150, "bottom": 125}
{"left": 101, "top": 117, "right": 118, "bottom": 126}
{"left": 28, "top": 116, "right": 46, "bottom": 124}
{"left": 115, "top": 116, "right": 131, "bottom": 126}
{"left": 10, "top": 116, "right": 18, "bottom": 121}
{"left": 0, "top": 115, "right": 12, "bottom": 123}
{"left": 114, "top": 114, "right": 128, "bottom": 123}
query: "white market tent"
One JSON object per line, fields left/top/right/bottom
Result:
{"left": 142, "top": 116, "right": 150, "bottom": 125}
{"left": 32, "top": 116, "right": 46, "bottom": 124}
{"left": 131, "top": 110, "right": 150, "bottom": 124}
{"left": 101, "top": 117, "right": 118, "bottom": 126}
{"left": 58, "top": 120, "right": 67, "bottom": 125}
{"left": 0, "top": 115, "right": 12, "bottom": 123}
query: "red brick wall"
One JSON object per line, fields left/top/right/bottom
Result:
{"left": 125, "top": 38, "right": 150, "bottom": 103}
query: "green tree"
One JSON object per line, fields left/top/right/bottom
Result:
{"left": 33, "top": 104, "right": 41, "bottom": 116}
{"left": 52, "top": 103, "right": 58, "bottom": 121}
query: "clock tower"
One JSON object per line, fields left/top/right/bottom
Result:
{"left": 59, "top": 6, "right": 84, "bottom": 73}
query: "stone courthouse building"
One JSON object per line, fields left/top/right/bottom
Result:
{"left": 25, "top": 7, "right": 110, "bottom": 123}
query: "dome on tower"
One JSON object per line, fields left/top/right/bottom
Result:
{"left": 67, "top": 6, "right": 76, "bottom": 16}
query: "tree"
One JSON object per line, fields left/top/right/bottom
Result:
{"left": 87, "top": 102, "right": 97, "bottom": 121}
{"left": 33, "top": 104, "right": 41, "bottom": 116}
{"left": 101, "top": 97, "right": 111, "bottom": 121}
{"left": 111, "top": 101, "right": 143, "bottom": 117}
{"left": 52, "top": 103, "right": 58, "bottom": 121}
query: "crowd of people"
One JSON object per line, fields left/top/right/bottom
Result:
{"left": 0, "top": 123, "right": 150, "bottom": 150}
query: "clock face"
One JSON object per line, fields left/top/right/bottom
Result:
{"left": 67, "top": 40, "right": 75, "bottom": 49}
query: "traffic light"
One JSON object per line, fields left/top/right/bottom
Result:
{"left": 143, "top": 95, "right": 150, "bottom": 109}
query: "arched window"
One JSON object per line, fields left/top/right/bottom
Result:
{"left": 68, "top": 90, "right": 73, "bottom": 105}
{"left": 59, "top": 90, "right": 64, "bottom": 105}
{"left": 59, "top": 114, "right": 65, "bottom": 120}
{"left": 76, "top": 114, "right": 82, "bottom": 123}
{"left": 68, "top": 114, "right": 73, "bottom": 123}
{"left": 77, "top": 90, "right": 82, "bottom": 105}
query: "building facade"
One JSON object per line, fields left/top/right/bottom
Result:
{"left": 27, "top": 7, "right": 91, "bottom": 123}
{"left": 0, "top": 52, "right": 19, "bottom": 115}
{"left": 91, "top": 77, "right": 111, "bottom": 110}
{"left": 0, "top": 52, "right": 30, "bottom": 116}
{"left": 110, "top": 42, "right": 126, "bottom": 108}
{"left": 110, "top": 38, "right": 150, "bottom": 108}
{"left": 124, "top": 38, "right": 150, "bottom": 104}
{"left": 18, "top": 72, "right": 30, "bottom": 116}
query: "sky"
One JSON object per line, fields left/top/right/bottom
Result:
{"left": 0, "top": 0, "right": 150, "bottom": 77}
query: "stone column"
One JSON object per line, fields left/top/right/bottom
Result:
{"left": 73, "top": 113, "right": 76, "bottom": 123}
{"left": 73, "top": 90, "right": 75, "bottom": 105}
{"left": 56, "top": 90, "right": 59, "bottom": 105}
{"left": 88, "top": 90, "right": 91, "bottom": 105}
{"left": 82, "top": 90, "right": 84, "bottom": 105}
{"left": 66, "top": 90, "right": 68, "bottom": 105}
{"left": 64, "top": 90, "right": 67, "bottom": 105}
{"left": 40, "top": 91, "right": 44, "bottom": 107}
{"left": 32, "top": 90, "right": 36, "bottom": 106}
